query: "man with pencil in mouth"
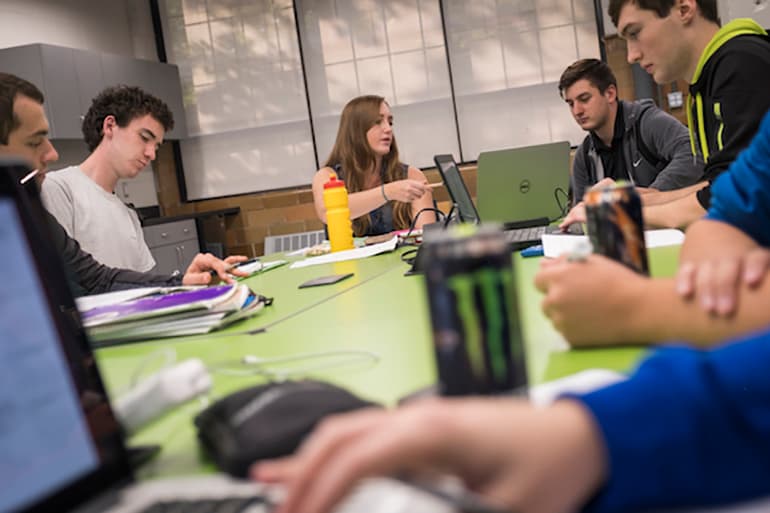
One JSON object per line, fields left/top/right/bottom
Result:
{"left": 0, "top": 72, "right": 247, "bottom": 296}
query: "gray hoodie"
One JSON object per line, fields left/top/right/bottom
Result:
{"left": 571, "top": 99, "right": 704, "bottom": 204}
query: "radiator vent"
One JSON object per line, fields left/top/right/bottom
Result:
{"left": 264, "top": 230, "right": 326, "bottom": 255}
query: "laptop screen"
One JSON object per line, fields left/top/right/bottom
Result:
{"left": 476, "top": 141, "right": 570, "bottom": 224}
{"left": 0, "top": 162, "right": 130, "bottom": 512}
{"left": 433, "top": 155, "right": 480, "bottom": 224}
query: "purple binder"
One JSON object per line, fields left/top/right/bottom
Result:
{"left": 81, "top": 285, "right": 236, "bottom": 327}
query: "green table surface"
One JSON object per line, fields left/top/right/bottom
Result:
{"left": 95, "top": 243, "right": 681, "bottom": 478}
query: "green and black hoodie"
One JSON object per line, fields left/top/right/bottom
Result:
{"left": 688, "top": 18, "right": 770, "bottom": 208}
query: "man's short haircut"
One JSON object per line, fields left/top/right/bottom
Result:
{"left": 0, "top": 73, "right": 45, "bottom": 145}
{"left": 82, "top": 85, "right": 174, "bottom": 152}
{"left": 608, "top": 0, "right": 719, "bottom": 27}
{"left": 558, "top": 59, "right": 618, "bottom": 98}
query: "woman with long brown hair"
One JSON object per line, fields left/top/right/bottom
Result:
{"left": 312, "top": 95, "right": 436, "bottom": 236}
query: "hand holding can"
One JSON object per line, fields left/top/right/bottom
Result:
{"left": 584, "top": 181, "right": 649, "bottom": 275}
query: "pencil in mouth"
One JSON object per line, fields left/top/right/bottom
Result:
{"left": 20, "top": 169, "right": 39, "bottom": 184}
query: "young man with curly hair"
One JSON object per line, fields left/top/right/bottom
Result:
{"left": 0, "top": 73, "right": 246, "bottom": 295}
{"left": 41, "top": 85, "right": 174, "bottom": 272}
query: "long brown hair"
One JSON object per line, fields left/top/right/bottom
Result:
{"left": 324, "top": 95, "right": 411, "bottom": 235}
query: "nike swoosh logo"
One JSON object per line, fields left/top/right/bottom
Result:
{"left": 633, "top": 158, "right": 642, "bottom": 167}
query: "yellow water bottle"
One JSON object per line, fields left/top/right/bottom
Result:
{"left": 323, "top": 176, "right": 354, "bottom": 252}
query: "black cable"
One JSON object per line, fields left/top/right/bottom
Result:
{"left": 549, "top": 187, "right": 571, "bottom": 223}
{"left": 401, "top": 248, "right": 419, "bottom": 265}
{"left": 399, "top": 207, "right": 446, "bottom": 260}
{"left": 403, "top": 207, "right": 446, "bottom": 242}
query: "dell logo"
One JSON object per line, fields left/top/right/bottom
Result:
{"left": 519, "top": 180, "right": 531, "bottom": 194}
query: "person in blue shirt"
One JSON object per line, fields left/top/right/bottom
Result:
{"left": 311, "top": 95, "right": 436, "bottom": 236}
{"left": 246, "top": 109, "right": 770, "bottom": 513}
{"left": 251, "top": 327, "right": 770, "bottom": 513}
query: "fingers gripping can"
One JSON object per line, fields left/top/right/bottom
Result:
{"left": 423, "top": 225, "right": 527, "bottom": 396}
{"left": 584, "top": 181, "right": 649, "bottom": 275}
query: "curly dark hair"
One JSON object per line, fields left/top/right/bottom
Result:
{"left": 0, "top": 73, "right": 45, "bottom": 145}
{"left": 559, "top": 59, "right": 617, "bottom": 98}
{"left": 608, "top": 0, "right": 719, "bottom": 27}
{"left": 82, "top": 85, "right": 174, "bottom": 151}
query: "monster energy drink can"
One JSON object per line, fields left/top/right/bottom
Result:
{"left": 422, "top": 225, "right": 527, "bottom": 396}
{"left": 584, "top": 181, "right": 649, "bottom": 275}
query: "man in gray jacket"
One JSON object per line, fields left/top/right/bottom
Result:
{"left": 559, "top": 59, "right": 703, "bottom": 224}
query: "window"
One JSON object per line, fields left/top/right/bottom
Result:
{"left": 159, "top": 0, "right": 315, "bottom": 199}
{"left": 442, "top": 0, "right": 600, "bottom": 160}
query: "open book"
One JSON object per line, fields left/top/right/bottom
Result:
{"left": 78, "top": 284, "right": 269, "bottom": 345}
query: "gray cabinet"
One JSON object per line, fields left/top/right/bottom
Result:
{"left": 143, "top": 219, "right": 199, "bottom": 275}
{"left": 0, "top": 43, "right": 187, "bottom": 139}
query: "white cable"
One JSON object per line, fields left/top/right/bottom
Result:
{"left": 211, "top": 349, "right": 381, "bottom": 382}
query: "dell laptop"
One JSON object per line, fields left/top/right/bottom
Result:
{"left": 434, "top": 149, "right": 576, "bottom": 251}
{"left": 476, "top": 141, "right": 572, "bottom": 226}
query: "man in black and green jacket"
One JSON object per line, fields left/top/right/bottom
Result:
{"left": 686, "top": 17, "right": 770, "bottom": 208}
{"left": 562, "top": 0, "right": 770, "bottom": 230}
{"left": 612, "top": 0, "right": 770, "bottom": 228}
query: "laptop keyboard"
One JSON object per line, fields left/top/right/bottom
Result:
{"left": 504, "top": 225, "right": 547, "bottom": 243}
{"left": 139, "top": 497, "right": 271, "bottom": 513}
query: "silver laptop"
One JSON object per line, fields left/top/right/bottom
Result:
{"left": 434, "top": 152, "right": 575, "bottom": 251}
{"left": 0, "top": 158, "right": 472, "bottom": 513}
{"left": 476, "top": 141, "right": 571, "bottom": 225}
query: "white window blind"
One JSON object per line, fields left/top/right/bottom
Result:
{"left": 159, "top": 0, "right": 316, "bottom": 199}
{"left": 442, "top": 0, "right": 600, "bottom": 160}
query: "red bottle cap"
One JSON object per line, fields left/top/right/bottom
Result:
{"left": 324, "top": 176, "right": 345, "bottom": 189}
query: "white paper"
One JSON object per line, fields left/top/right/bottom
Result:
{"left": 541, "top": 229, "right": 685, "bottom": 258}
{"left": 75, "top": 287, "right": 163, "bottom": 313}
{"left": 289, "top": 236, "right": 399, "bottom": 269}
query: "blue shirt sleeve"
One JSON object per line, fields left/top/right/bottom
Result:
{"left": 571, "top": 329, "right": 770, "bottom": 513}
{"left": 706, "top": 109, "right": 770, "bottom": 247}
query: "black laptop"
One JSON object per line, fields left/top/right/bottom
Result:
{"left": 433, "top": 154, "right": 576, "bottom": 251}
{"left": 0, "top": 157, "right": 475, "bottom": 513}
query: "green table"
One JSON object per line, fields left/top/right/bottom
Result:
{"left": 225, "top": 250, "right": 407, "bottom": 332}
{"left": 95, "top": 243, "right": 680, "bottom": 478}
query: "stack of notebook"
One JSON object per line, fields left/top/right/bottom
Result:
{"left": 76, "top": 284, "right": 268, "bottom": 345}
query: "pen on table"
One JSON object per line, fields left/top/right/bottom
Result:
{"left": 209, "top": 257, "right": 260, "bottom": 277}
{"left": 427, "top": 182, "right": 443, "bottom": 189}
